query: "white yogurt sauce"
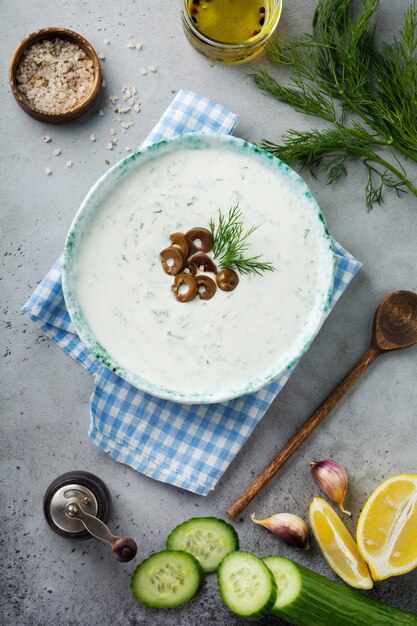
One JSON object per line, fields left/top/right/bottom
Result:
{"left": 74, "top": 146, "right": 331, "bottom": 398}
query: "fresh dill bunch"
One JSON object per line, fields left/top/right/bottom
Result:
{"left": 209, "top": 204, "right": 275, "bottom": 276}
{"left": 250, "top": 0, "right": 417, "bottom": 210}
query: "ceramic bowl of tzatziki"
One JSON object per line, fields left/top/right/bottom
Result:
{"left": 62, "top": 133, "right": 334, "bottom": 404}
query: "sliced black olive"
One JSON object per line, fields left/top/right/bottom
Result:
{"left": 169, "top": 232, "right": 190, "bottom": 258}
{"left": 186, "top": 227, "right": 212, "bottom": 253}
{"left": 183, "top": 263, "right": 197, "bottom": 276}
{"left": 171, "top": 273, "right": 198, "bottom": 303}
{"left": 196, "top": 275, "right": 217, "bottom": 300}
{"left": 216, "top": 268, "right": 239, "bottom": 291}
{"left": 189, "top": 252, "right": 217, "bottom": 274}
{"left": 160, "top": 246, "right": 186, "bottom": 276}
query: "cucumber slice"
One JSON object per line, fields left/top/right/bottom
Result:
{"left": 166, "top": 516, "right": 239, "bottom": 573}
{"left": 263, "top": 556, "right": 417, "bottom": 625}
{"left": 263, "top": 556, "right": 302, "bottom": 615}
{"left": 130, "top": 550, "right": 203, "bottom": 609}
{"left": 217, "top": 551, "right": 277, "bottom": 621}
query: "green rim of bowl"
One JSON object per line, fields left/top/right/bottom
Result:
{"left": 62, "top": 132, "right": 335, "bottom": 404}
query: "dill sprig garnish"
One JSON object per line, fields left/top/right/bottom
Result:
{"left": 209, "top": 204, "right": 275, "bottom": 276}
{"left": 250, "top": 0, "right": 417, "bottom": 210}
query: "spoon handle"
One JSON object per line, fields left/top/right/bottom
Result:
{"left": 227, "top": 346, "right": 380, "bottom": 519}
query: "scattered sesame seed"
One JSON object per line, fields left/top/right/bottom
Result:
{"left": 42, "top": 135, "right": 51, "bottom": 143}
{"left": 90, "top": 133, "right": 96, "bottom": 142}
{"left": 98, "top": 109, "right": 105, "bottom": 117}
{"left": 52, "top": 148, "right": 61, "bottom": 156}
{"left": 148, "top": 65, "right": 157, "bottom": 73}
{"left": 139, "top": 67, "right": 147, "bottom": 75}
{"left": 127, "top": 41, "right": 136, "bottom": 49}
{"left": 105, "top": 159, "right": 110, "bottom": 165}
{"left": 66, "top": 160, "right": 73, "bottom": 167}
{"left": 45, "top": 167, "right": 52, "bottom": 175}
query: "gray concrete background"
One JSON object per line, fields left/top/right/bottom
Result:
{"left": 1, "top": 1, "right": 416, "bottom": 624}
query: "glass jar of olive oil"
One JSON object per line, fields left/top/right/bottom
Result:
{"left": 180, "top": 0, "right": 282, "bottom": 63}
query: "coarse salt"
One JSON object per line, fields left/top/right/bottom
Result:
{"left": 52, "top": 148, "right": 61, "bottom": 156}
{"left": 45, "top": 167, "right": 52, "bottom": 175}
{"left": 97, "top": 52, "right": 105, "bottom": 60}
{"left": 98, "top": 109, "right": 105, "bottom": 117}
{"left": 135, "top": 43, "right": 143, "bottom": 50}
{"left": 66, "top": 160, "right": 73, "bottom": 167}
{"left": 127, "top": 41, "right": 136, "bottom": 49}
{"left": 16, "top": 38, "right": 95, "bottom": 114}
{"left": 42, "top": 135, "right": 51, "bottom": 143}
{"left": 139, "top": 67, "right": 147, "bottom": 75}
{"left": 148, "top": 65, "right": 157, "bottom": 73}
{"left": 101, "top": 79, "right": 107, "bottom": 88}
{"left": 90, "top": 134, "right": 96, "bottom": 142}
{"left": 114, "top": 105, "right": 131, "bottom": 114}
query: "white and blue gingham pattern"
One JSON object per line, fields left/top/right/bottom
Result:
{"left": 23, "top": 89, "right": 362, "bottom": 495}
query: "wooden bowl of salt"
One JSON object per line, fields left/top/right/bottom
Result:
{"left": 9, "top": 27, "right": 101, "bottom": 124}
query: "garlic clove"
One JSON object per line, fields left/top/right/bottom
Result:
{"left": 310, "top": 459, "right": 351, "bottom": 516}
{"left": 251, "top": 512, "right": 309, "bottom": 550}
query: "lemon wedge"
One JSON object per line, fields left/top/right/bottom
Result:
{"left": 309, "top": 497, "right": 374, "bottom": 589}
{"left": 356, "top": 474, "right": 417, "bottom": 581}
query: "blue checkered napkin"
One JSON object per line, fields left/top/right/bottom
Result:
{"left": 23, "top": 89, "right": 362, "bottom": 495}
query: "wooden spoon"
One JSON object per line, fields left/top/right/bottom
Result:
{"left": 227, "top": 290, "right": 417, "bottom": 519}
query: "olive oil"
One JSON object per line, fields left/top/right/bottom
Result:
{"left": 188, "top": 0, "right": 269, "bottom": 43}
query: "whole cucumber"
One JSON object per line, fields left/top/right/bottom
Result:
{"left": 263, "top": 556, "right": 417, "bottom": 626}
